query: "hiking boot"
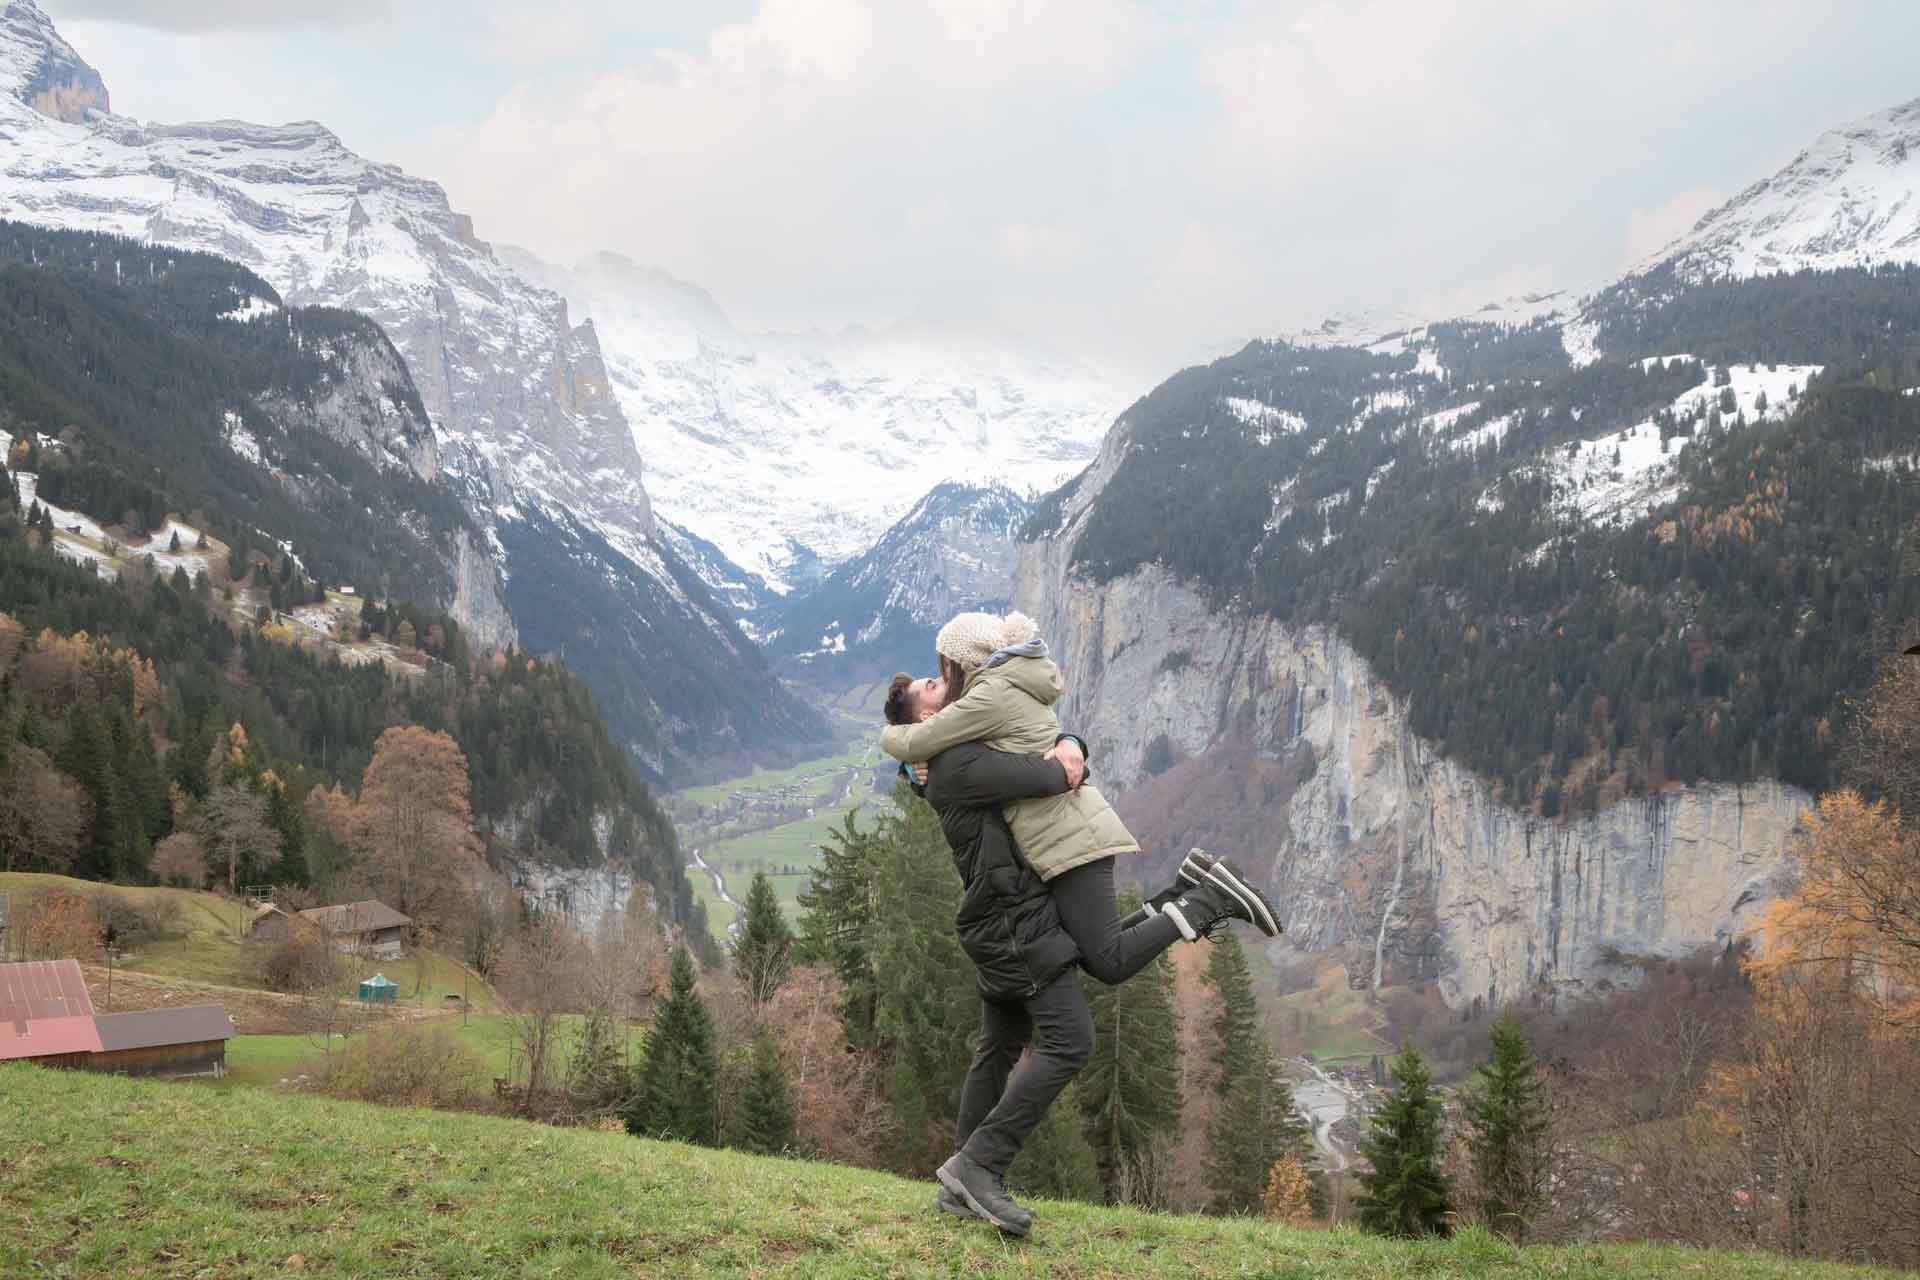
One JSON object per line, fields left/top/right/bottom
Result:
{"left": 1161, "top": 866, "right": 1284, "bottom": 941}
{"left": 937, "top": 1151, "right": 1034, "bottom": 1236}
{"left": 933, "top": 1184, "right": 976, "bottom": 1220}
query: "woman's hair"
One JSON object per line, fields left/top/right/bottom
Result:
{"left": 938, "top": 654, "right": 968, "bottom": 704}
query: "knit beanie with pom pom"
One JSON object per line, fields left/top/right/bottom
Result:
{"left": 936, "top": 611, "right": 1048, "bottom": 675}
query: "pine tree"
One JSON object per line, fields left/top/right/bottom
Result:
{"left": 1008, "top": 1083, "right": 1103, "bottom": 1203}
{"left": 625, "top": 947, "right": 718, "bottom": 1145}
{"left": 728, "top": 1034, "right": 798, "bottom": 1156}
{"left": 1079, "top": 888, "right": 1184, "bottom": 1205}
{"left": 866, "top": 793, "right": 979, "bottom": 1171}
{"left": 796, "top": 807, "right": 881, "bottom": 1042}
{"left": 1204, "top": 931, "right": 1259, "bottom": 1097}
{"left": 1262, "top": 1151, "right": 1315, "bottom": 1225}
{"left": 1203, "top": 1045, "right": 1312, "bottom": 1214}
{"left": 1355, "top": 1041, "right": 1453, "bottom": 1238}
{"left": 733, "top": 867, "right": 794, "bottom": 1006}
{"left": 1462, "top": 1012, "right": 1553, "bottom": 1242}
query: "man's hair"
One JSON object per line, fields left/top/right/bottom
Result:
{"left": 883, "top": 672, "right": 917, "bottom": 726}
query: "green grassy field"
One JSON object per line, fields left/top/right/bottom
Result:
{"left": 702, "top": 809, "right": 859, "bottom": 918}
{"left": 0, "top": 870, "right": 235, "bottom": 936}
{"left": 675, "top": 739, "right": 891, "bottom": 932}
{"left": 5, "top": 1066, "right": 1903, "bottom": 1279}
{"left": 674, "top": 741, "right": 876, "bottom": 812}
{"left": 217, "top": 1014, "right": 648, "bottom": 1090}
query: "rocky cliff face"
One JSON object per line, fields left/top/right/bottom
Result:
{"left": 1016, "top": 498, "right": 1805, "bottom": 1007}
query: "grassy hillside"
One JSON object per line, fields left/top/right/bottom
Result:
{"left": 3, "top": 1067, "right": 1902, "bottom": 1279}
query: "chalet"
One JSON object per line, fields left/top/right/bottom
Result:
{"left": 297, "top": 900, "right": 411, "bottom": 958}
{"left": 245, "top": 903, "right": 320, "bottom": 944}
{"left": 0, "top": 960, "right": 235, "bottom": 1079}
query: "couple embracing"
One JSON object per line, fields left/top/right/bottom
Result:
{"left": 880, "top": 609, "right": 1281, "bottom": 1235}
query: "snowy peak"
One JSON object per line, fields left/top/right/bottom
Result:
{"left": 767, "top": 480, "right": 1035, "bottom": 684}
{"left": 1, "top": 0, "right": 107, "bottom": 122}
{"left": 1645, "top": 96, "right": 1920, "bottom": 281}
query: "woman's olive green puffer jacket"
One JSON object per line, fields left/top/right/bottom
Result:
{"left": 879, "top": 656, "right": 1138, "bottom": 880}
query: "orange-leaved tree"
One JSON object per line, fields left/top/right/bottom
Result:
{"left": 352, "top": 725, "right": 481, "bottom": 930}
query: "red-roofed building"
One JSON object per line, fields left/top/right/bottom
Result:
{"left": 0, "top": 959, "right": 104, "bottom": 1067}
{"left": 0, "top": 960, "right": 234, "bottom": 1078}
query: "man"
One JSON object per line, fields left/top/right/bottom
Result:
{"left": 889, "top": 672, "right": 1272, "bottom": 1234}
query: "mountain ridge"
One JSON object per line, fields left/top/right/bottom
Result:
{"left": 0, "top": 0, "right": 825, "bottom": 780}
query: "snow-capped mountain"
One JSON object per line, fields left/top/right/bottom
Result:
{"left": 765, "top": 481, "right": 1035, "bottom": 686}
{"left": 1642, "top": 96, "right": 1920, "bottom": 282}
{"left": 500, "top": 247, "right": 1131, "bottom": 594}
{"left": 1268, "top": 97, "right": 1920, "bottom": 368}
{"left": 0, "top": 0, "right": 821, "bottom": 779}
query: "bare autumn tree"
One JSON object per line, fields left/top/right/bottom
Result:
{"left": 24, "top": 890, "right": 98, "bottom": 960}
{"left": 496, "top": 911, "right": 590, "bottom": 1110}
{"left": 352, "top": 726, "right": 481, "bottom": 930}
{"left": 191, "top": 781, "right": 280, "bottom": 897}
{"left": 586, "top": 904, "right": 665, "bottom": 1023}
{"left": 758, "top": 965, "right": 893, "bottom": 1166}
{"left": 0, "top": 744, "right": 87, "bottom": 873}
{"left": 149, "top": 831, "right": 208, "bottom": 889}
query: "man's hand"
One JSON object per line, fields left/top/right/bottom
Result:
{"left": 1044, "top": 738, "right": 1086, "bottom": 788}
{"left": 911, "top": 762, "right": 930, "bottom": 785}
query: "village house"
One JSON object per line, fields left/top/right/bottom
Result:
{"left": 297, "top": 900, "right": 411, "bottom": 958}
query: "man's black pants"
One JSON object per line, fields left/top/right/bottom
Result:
{"left": 954, "top": 856, "right": 1182, "bottom": 1173}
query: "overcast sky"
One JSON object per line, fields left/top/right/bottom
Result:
{"left": 42, "top": 0, "right": 1920, "bottom": 370}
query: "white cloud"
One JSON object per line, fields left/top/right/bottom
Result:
{"left": 39, "top": 0, "right": 1920, "bottom": 362}
{"left": 45, "top": 0, "right": 387, "bottom": 31}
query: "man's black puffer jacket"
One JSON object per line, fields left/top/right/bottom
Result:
{"left": 917, "top": 740, "right": 1081, "bottom": 1001}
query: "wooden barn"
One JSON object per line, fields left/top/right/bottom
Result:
{"left": 0, "top": 960, "right": 235, "bottom": 1079}
{"left": 245, "top": 903, "right": 318, "bottom": 944}
{"left": 88, "top": 1005, "right": 235, "bottom": 1079}
{"left": 298, "top": 900, "right": 411, "bottom": 958}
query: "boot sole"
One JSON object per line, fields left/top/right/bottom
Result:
{"left": 936, "top": 1164, "right": 1031, "bottom": 1236}
{"left": 1201, "top": 862, "right": 1283, "bottom": 936}
{"left": 933, "top": 1190, "right": 977, "bottom": 1220}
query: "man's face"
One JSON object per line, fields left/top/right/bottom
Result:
{"left": 910, "top": 673, "right": 946, "bottom": 720}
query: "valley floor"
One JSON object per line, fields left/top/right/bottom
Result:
{"left": 4, "top": 1065, "right": 1905, "bottom": 1279}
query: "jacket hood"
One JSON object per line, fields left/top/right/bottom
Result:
{"left": 992, "top": 655, "right": 1063, "bottom": 707}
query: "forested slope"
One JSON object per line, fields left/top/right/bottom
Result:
{"left": 0, "top": 226, "right": 694, "bottom": 931}
{"left": 1031, "top": 267, "right": 1920, "bottom": 811}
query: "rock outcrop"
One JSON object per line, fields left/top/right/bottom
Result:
{"left": 1016, "top": 471, "right": 1806, "bottom": 1006}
